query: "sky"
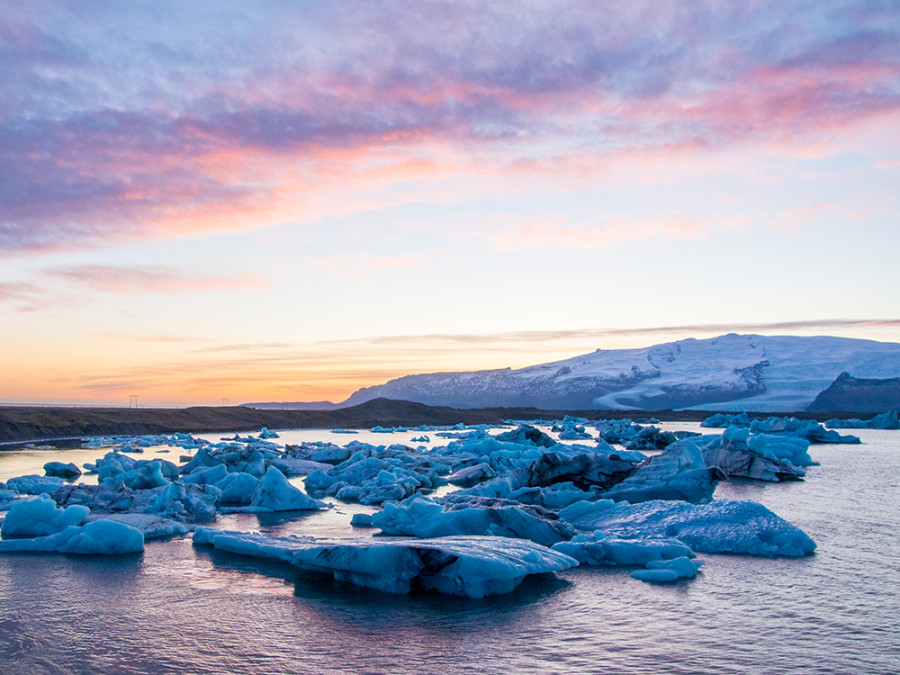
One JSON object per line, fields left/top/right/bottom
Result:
{"left": 2, "top": 0, "right": 899, "bottom": 407}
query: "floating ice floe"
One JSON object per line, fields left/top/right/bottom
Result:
{"left": 701, "top": 412, "right": 751, "bottom": 428}
{"left": 623, "top": 426, "right": 680, "bottom": 451}
{"left": 826, "top": 410, "right": 900, "bottom": 430}
{"left": 371, "top": 494, "right": 576, "bottom": 547}
{"left": 1, "top": 494, "right": 89, "bottom": 538}
{"left": 455, "top": 451, "right": 637, "bottom": 500}
{"left": 0, "top": 520, "right": 144, "bottom": 555}
{"left": 552, "top": 417, "right": 593, "bottom": 441}
{"left": 43, "top": 461, "right": 82, "bottom": 478}
{"left": 560, "top": 499, "right": 816, "bottom": 557}
{"left": 495, "top": 425, "right": 557, "bottom": 448}
{"left": 5, "top": 474, "right": 65, "bottom": 495}
{"left": 223, "top": 466, "right": 327, "bottom": 513}
{"left": 551, "top": 531, "right": 695, "bottom": 566}
{"left": 630, "top": 556, "right": 704, "bottom": 583}
{"left": 594, "top": 419, "right": 644, "bottom": 444}
{"left": 193, "top": 528, "right": 578, "bottom": 597}
{"left": 304, "top": 447, "right": 445, "bottom": 505}
{"left": 748, "top": 417, "right": 860, "bottom": 444}
{"left": 89, "top": 513, "right": 188, "bottom": 539}
{"left": 600, "top": 441, "right": 721, "bottom": 503}
{"left": 0, "top": 494, "right": 145, "bottom": 555}
{"left": 695, "top": 427, "right": 808, "bottom": 481}
{"left": 285, "top": 441, "right": 354, "bottom": 464}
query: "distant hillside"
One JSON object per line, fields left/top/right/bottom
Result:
{"left": 0, "top": 398, "right": 848, "bottom": 444}
{"left": 808, "top": 373, "right": 900, "bottom": 413}
{"left": 331, "top": 334, "right": 900, "bottom": 413}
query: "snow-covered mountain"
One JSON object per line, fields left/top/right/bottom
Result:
{"left": 339, "top": 334, "right": 900, "bottom": 412}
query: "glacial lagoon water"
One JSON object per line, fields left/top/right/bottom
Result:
{"left": 1, "top": 424, "right": 898, "bottom": 674}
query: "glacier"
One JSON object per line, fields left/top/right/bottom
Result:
{"left": 335, "top": 334, "right": 900, "bottom": 412}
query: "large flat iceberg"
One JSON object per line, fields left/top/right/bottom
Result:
{"left": 560, "top": 499, "right": 816, "bottom": 557}
{"left": 193, "top": 528, "right": 577, "bottom": 598}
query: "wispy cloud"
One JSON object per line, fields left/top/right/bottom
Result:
{"left": 324, "top": 318, "right": 900, "bottom": 349}
{"left": 45, "top": 265, "right": 267, "bottom": 294}
{"left": 0, "top": 282, "right": 48, "bottom": 312}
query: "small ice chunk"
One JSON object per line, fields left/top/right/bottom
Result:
{"left": 630, "top": 556, "right": 704, "bottom": 583}
{"left": 43, "top": 461, "right": 82, "bottom": 478}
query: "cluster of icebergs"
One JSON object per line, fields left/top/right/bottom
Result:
{"left": 825, "top": 410, "right": 900, "bottom": 430}
{"left": 0, "top": 419, "right": 847, "bottom": 598}
{"left": 701, "top": 413, "right": 861, "bottom": 443}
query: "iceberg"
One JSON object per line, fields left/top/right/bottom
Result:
{"left": 455, "top": 451, "right": 636, "bottom": 500}
{"left": 5, "top": 474, "right": 65, "bottom": 495}
{"left": 826, "top": 410, "right": 900, "bottom": 430}
{"left": 145, "top": 483, "right": 221, "bottom": 523}
{"left": 494, "top": 425, "right": 557, "bottom": 448}
{"left": 370, "top": 494, "right": 575, "bottom": 547}
{"left": 193, "top": 528, "right": 577, "bottom": 598}
{"left": 630, "top": 556, "right": 704, "bottom": 583}
{"left": 552, "top": 532, "right": 695, "bottom": 567}
{"left": 304, "top": 450, "right": 442, "bottom": 505}
{"left": 623, "top": 426, "right": 679, "bottom": 451}
{"left": 0, "top": 520, "right": 144, "bottom": 555}
{"left": 214, "top": 472, "right": 261, "bottom": 506}
{"left": 601, "top": 441, "right": 721, "bottom": 503}
{"left": 697, "top": 427, "right": 807, "bottom": 481}
{"left": 1, "top": 494, "right": 89, "bottom": 538}
{"left": 560, "top": 499, "right": 816, "bottom": 557}
{"left": 701, "top": 412, "right": 751, "bottom": 428}
{"left": 89, "top": 513, "right": 188, "bottom": 539}
{"left": 224, "top": 466, "right": 326, "bottom": 513}
{"left": 43, "top": 461, "right": 82, "bottom": 478}
{"left": 446, "top": 462, "right": 498, "bottom": 487}
{"left": 748, "top": 417, "right": 860, "bottom": 444}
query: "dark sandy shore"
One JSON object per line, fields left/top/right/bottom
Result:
{"left": 0, "top": 398, "right": 861, "bottom": 445}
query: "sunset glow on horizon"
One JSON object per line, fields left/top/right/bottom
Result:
{"left": 2, "top": 1, "right": 899, "bottom": 407}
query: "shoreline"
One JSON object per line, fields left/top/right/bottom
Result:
{"left": 0, "top": 398, "right": 872, "bottom": 444}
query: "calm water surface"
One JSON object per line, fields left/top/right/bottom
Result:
{"left": 1, "top": 425, "right": 898, "bottom": 674}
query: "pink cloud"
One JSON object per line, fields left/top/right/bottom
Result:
{"left": 46, "top": 265, "right": 268, "bottom": 294}
{"left": 0, "top": 282, "right": 47, "bottom": 312}
{"left": 772, "top": 202, "right": 839, "bottom": 231}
